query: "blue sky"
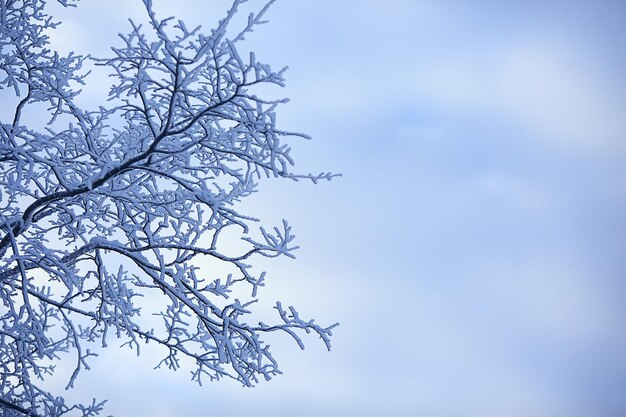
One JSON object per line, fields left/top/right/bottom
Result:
{"left": 41, "top": 1, "right": 626, "bottom": 416}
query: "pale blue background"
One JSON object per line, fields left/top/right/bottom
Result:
{"left": 41, "top": 1, "right": 626, "bottom": 416}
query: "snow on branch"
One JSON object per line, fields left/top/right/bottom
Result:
{"left": 0, "top": 1, "right": 338, "bottom": 415}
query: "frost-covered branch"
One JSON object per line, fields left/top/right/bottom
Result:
{"left": 0, "top": 0, "right": 338, "bottom": 416}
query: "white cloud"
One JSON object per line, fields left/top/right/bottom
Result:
{"left": 410, "top": 38, "right": 626, "bottom": 155}
{"left": 496, "top": 40, "right": 626, "bottom": 153}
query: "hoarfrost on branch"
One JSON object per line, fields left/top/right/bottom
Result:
{"left": 0, "top": 0, "right": 338, "bottom": 415}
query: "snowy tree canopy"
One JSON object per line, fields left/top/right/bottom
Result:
{"left": 0, "top": 0, "right": 338, "bottom": 415}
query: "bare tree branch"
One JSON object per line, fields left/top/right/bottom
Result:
{"left": 0, "top": 0, "right": 338, "bottom": 416}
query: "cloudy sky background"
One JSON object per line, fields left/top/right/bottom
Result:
{"left": 40, "top": 0, "right": 626, "bottom": 416}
